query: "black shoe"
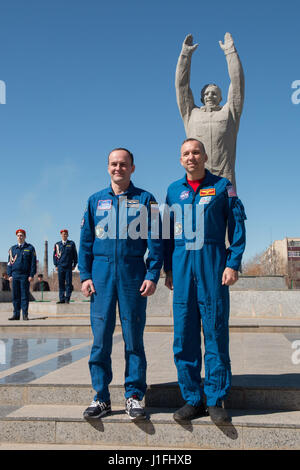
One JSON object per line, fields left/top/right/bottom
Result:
{"left": 125, "top": 395, "right": 146, "bottom": 421}
{"left": 208, "top": 404, "right": 231, "bottom": 425}
{"left": 83, "top": 400, "right": 111, "bottom": 419}
{"left": 65, "top": 300, "right": 70, "bottom": 304}
{"left": 173, "top": 402, "right": 208, "bottom": 422}
{"left": 56, "top": 300, "right": 65, "bottom": 304}
{"left": 23, "top": 317, "right": 29, "bottom": 321}
{"left": 8, "top": 316, "right": 20, "bottom": 321}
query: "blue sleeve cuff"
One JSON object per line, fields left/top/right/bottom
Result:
{"left": 144, "top": 271, "right": 160, "bottom": 284}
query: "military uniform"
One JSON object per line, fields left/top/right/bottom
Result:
{"left": 7, "top": 242, "right": 37, "bottom": 320}
{"left": 53, "top": 238, "right": 77, "bottom": 303}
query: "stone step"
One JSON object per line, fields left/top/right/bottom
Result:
{"left": 1, "top": 321, "right": 300, "bottom": 334}
{"left": 0, "top": 442, "right": 195, "bottom": 450}
{"left": 0, "top": 404, "right": 299, "bottom": 449}
{"left": 1, "top": 285, "right": 300, "bottom": 318}
{"left": 1, "top": 383, "right": 300, "bottom": 411}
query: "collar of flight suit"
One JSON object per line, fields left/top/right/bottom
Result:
{"left": 180, "top": 170, "right": 215, "bottom": 190}
{"left": 107, "top": 181, "right": 136, "bottom": 197}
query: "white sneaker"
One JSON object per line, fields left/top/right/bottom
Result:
{"left": 83, "top": 399, "right": 111, "bottom": 419}
{"left": 125, "top": 395, "right": 146, "bottom": 421}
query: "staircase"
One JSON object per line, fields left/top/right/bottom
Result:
{"left": 0, "top": 382, "right": 299, "bottom": 449}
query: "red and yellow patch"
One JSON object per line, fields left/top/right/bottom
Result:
{"left": 199, "top": 188, "right": 216, "bottom": 196}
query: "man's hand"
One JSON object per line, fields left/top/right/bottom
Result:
{"left": 140, "top": 280, "right": 156, "bottom": 297}
{"left": 222, "top": 267, "right": 238, "bottom": 286}
{"left": 182, "top": 34, "right": 198, "bottom": 55}
{"left": 9, "top": 277, "right": 12, "bottom": 282}
{"left": 81, "top": 279, "right": 96, "bottom": 297}
{"left": 28, "top": 277, "right": 33, "bottom": 282}
{"left": 219, "top": 32, "right": 235, "bottom": 54}
{"left": 165, "top": 271, "right": 173, "bottom": 291}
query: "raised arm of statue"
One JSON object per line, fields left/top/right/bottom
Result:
{"left": 175, "top": 35, "right": 198, "bottom": 130}
{"left": 219, "top": 32, "right": 245, "bottom": 124}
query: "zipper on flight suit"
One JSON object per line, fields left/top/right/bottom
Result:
{"left": 190, "top": 184, "right": 203, "bottom": 284}
{"left": 115, "top": 196, "right": 119, "bottom": 279}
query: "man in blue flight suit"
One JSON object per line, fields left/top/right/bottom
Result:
{"left": 53, "top": 229, "right": 78, "bottom": 304}
{"left": 164, "top": 138, "right": 246, "bottom": 424}
{"left": 79, "top": 147, "right": 162, "bottom": 421}
{"left": 7, "top": 229, "right": 37, "bottom": 321}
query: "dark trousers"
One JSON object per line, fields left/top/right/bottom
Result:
{"left": 58, "top": 268, "right": 72, "bottom": 301}
{"left": 12, "top": 276, "right": 30, "bottom": 319}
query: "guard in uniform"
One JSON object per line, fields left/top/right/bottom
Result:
{"left": 164, "top": 139, "right": 246, "bottom": 424}
{"left": 53, "top": 230, "right": 78, "bottom": 303}
{"left": 79, "top": 147, "right": 162, "bottom": 421}
{"left": 7, "top": 229, "right": 37, "bottom": 320}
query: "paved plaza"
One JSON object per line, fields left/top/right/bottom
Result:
{"left": 0, "top": 304, "right": 299, "bottom": 449}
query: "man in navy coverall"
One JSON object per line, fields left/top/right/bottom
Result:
{"left": 79, "top": 148, "right": 162, "bottom": 421}
{"left": 7, "top": 229, "right": 37, "bottom": 321}
{"left": 53, "top": 229, "right": 78, "bottom": 304}
{"left": 164, "top": 138, "right": 246, "bottom": 424}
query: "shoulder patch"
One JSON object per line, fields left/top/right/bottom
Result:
{"left": 227, "top": 185, "right": 237, "bottom": 197}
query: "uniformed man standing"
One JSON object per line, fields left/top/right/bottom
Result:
{"left": 53, "top": 230, "right": 78, "bottom": 304}
{"left": 164, "top": 138, "right": 246, "bottom": 425}
{"left": 7, "top": 229, "right": 37, "bottom": 321}
{"left": 79, "top": 148, "right": 162, "bottom": 421}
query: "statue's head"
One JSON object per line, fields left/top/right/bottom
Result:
{"left": 201, "top": 84, "right": 222, "bottom": 106}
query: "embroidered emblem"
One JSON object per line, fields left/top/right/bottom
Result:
{"left": 97, "top": 199, "right": 112, "bottom": 211}
{"left": 95, "top": 225, "right": 105, "bottom": 239}
{"left": 199, "top": 196, "right": 212, "bottom": 204}
{"left": 199, "top": 188, "right": 216, "bottom": 196}
{"left": 180, "top": 190, "right": 190, "bottom": 200}
{"left": 126, "top": 199, "right": 140, "bottom": 208}
{"left": 175, "top": 222, "right": 183, "bottom": 236}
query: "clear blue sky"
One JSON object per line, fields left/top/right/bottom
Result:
{"left": 0, "top": 0, "right": 299, "bottom": 272}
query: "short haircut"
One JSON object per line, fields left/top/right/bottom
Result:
{"left": 181, "top": 138, "right": 206, "bottom": 155}
{"left": 200, "top": 83, "right": 222, "bottom": 105}
{"left": 38, "top": 274, "right": 43, "bottom": 278}
{"left": 108, "top": 148, "right": 134, "bottom": 165}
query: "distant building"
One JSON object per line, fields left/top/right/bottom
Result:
{"left": 0, "top": 261, "right": 7, "bottom": 275}
{"left": 261, "top": 237, "right": 300, "bottom": 289}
